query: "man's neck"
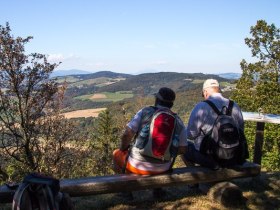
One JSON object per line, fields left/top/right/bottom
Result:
{"left": 155, "top": 104, "right": 170, "bottom": 109}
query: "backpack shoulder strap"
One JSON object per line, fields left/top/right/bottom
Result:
{"left": 226, "top": 100, "right": 234, "bottom": 115}
{"left": 12, "top": 182, "right": 31, "bottom": 210}
{"left": 204, "top": 100, "right": 221, "bottom": 115}
{"left": 141, "top": 106, "right": 157, "bottom": 125}
{"left": 19, "top": 173, "right": 60, "bottom": 210}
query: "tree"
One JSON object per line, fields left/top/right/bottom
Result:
{"left": 91, "top": 110, "right": 119, "bottom": 175}
{"left": 232, "top": 20, "right": 280, "bottom": 170}
{"left": 0, "top": 23, "right": 77, "bottom": 181}
{"left": 233, "top": 20, "right": 280, "bottom": 113}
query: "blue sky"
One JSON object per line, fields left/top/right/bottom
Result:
{"left": 1, "top": 0, "right": 280, "bottom": 74}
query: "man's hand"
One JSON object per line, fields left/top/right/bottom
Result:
{"left": 178, "top": 146, "right": 188, "bottom": 155}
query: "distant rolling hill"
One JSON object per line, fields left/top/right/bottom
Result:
{"left": 51, "top": 69, "right": 92, "bottom": 77}
{"left": 59, "top": 71, "right": 232, "bottom": 95}
{"left": 96, "top": 72, "right": 230, "bottom": 95}
{"left": 59, "top": 71, "right": 234, "bottom": 112}
{"left": 52, "top": 69, "right": 239, "bottom": 82}
{"left": 218, "top": 72, "right": 241, "bottom": 80}
{"left": 71, "top": 71, "right": 133, "bottom": 80}
{"left": 54, "top": 70, "right": 132, "bottom": 80}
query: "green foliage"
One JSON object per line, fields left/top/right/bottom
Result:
{"left": 90, "top": 110, "right": 120, "bottom": 175}
{"left": 63, "top": 98, "right": 111, "bottom": 112}
{"left": 232, "top": 20, "right": 280, "bottom": 171}
{"left": 173, "top": 87, "right": 202, "bottom": 122}
{"left": 262, "top": 124, "right": 280, "bottom": 170}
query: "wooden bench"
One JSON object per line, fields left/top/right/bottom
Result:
{"left": 0, "top": 162, "right": 260, "bottom": 203}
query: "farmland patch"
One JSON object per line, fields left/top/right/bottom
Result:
{"left": 75, "top": 91, "right": 133, "bottom": 102}
{"left": 90, "top": 94, "right": 107, "bottom": 99}
{"left": 63, "top": 108, "right": 106, "bottom": 119}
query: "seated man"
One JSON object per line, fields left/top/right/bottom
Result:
{"left": 182, "top": 79, "right": 249, "bottom": 170}
{"left": 113, "top": 87, "right": 187, "bottom": 199}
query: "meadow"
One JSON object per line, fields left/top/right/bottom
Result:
{"left": 74, "top": 91, "right": 134, "bottom": 103}
{"left": 63, "top": 108, "right": 107, "bottom": 119}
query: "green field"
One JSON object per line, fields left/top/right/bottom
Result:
{"left": 75, "top": 91, "right": 134, "bottom": 102}
{"left": 191, "top": 79, "right": 204, "bottom": 84}
{"left": 55, "top": 76, "right": 81, "bottom": 84}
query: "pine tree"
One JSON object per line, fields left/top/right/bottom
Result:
{"left": 91, "top": 110, "right": 119, "bottom": 175}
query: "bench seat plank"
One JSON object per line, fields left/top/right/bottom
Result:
{"left": 61, "top": 162, "right": 260, "bottom": 197}
{"left": 0, "top": 162, "right": 260, "bottom": 202}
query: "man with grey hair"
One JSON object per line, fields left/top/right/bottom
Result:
{"left": 182, "top": 79, "right": 248, "bottom": 170}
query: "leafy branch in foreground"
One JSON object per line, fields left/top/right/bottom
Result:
{"left": 0, "top": 23, "right": 81, "bottom": 181}
{"left": 232, "top": 20, "right": 280, "bottom": 170}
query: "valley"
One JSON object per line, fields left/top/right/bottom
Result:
{"left": 58, "top": 71, "right": 235, "bottom": 118}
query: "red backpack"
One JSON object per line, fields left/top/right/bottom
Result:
{"left": 135, "top": 107, "right": 178, "bottom": 161}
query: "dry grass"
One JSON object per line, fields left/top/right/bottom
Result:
{"left": 72, "top": 171, "right": 280, "bottom": 210}
{"left": 63, "top": 108, "right": 106, "bottom": 119}
{"left": 90, "top": 94, "right": 107, "bottom": 99}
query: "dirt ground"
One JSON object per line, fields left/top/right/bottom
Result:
{"left": 90, "top": 94, "right": 107, "bottom": 99}
{"left": 72, "top": 171, "right": 280, "bottom": 210}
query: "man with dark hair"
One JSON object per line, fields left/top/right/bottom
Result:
{"left": 182, "top": 79, "right": 248, "bottom": 170}
{"left": 113, "top": 87, "right": 187, "bottom": 199}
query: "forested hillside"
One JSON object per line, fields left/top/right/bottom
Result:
{"left": 96, "top": 72, "right": 229, "bottom": 94}
{"left": 59, "top": 71, "right": 233, "bottom": 112}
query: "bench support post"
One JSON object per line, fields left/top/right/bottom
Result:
{"left": 253, "top": 122, "right": 265, "bottom": 165}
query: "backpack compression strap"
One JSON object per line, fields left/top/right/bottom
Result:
{"left": 168, "top": 115, "right": 179, "bottom": 171}
{"left": 36, "top": 185, "right": 57, "bottom": 210}
{"left": 204, "top": 100, "right": 234, "bottom": 116}
{"left": 226, "top": 100, "right": 234, "bottom": 115}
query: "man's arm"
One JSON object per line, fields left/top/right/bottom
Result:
{"left": 120, "top": 126, "right": 136, "bottom": 151}
{"left": 176, "top": 120, "right": 188, "bottom": 155}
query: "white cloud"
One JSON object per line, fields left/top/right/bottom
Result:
{"left": 48, "top": 54, "right": 64, "bottom": 62}
{"left": 47, "top": 53, "right": 80, "bottom": 63}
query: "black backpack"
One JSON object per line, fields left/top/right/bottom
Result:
{"left": 12, "top": 173, "right": 73, "bottom": 210}
{"left": 201, "top": 100, "right": 240, "bottom": 160}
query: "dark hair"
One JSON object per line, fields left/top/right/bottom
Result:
{"left": 155, "top": 98, "right": 174, "bottom": 108}
{"left": 154, "top": 87, "right": 175, "bottom": 108}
